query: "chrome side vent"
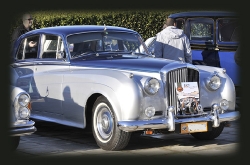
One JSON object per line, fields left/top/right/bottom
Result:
{"left": 166, "top": 68, "right": 199, "bottom": 114}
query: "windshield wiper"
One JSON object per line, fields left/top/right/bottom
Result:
{"left": 77, "top": 53, "right": 123, "bottom": 60}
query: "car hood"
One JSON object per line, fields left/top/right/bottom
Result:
{"left": 70, "top": 57, "right": 183, "bottom": 73}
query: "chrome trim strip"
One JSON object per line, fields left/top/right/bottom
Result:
{"left": 10, "top": 126, "right": 37, "bottom": 136}
{"left": 11, "top": 120, "right": 35, "bottom": 128}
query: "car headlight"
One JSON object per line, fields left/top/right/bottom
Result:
{"left": 19, "top": 107, "right": 30, "bottom": 119}
{"left": 18, "top": 94, "right": 30, "bottom": 107}
{"left": 144, "top": 78, "right": 160, "bottom": 95}
{"left": 14, "top": 93, "right": 31, "bottom": 120}
{"left": 205, "top": 73, "right": 221, "bottom": 91}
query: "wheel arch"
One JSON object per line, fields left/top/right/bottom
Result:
{"left": 84, "top": 91, "right": 122, "bottom": 130}
{"left": 85, "top": 93, "right": 101, "bottom": 130}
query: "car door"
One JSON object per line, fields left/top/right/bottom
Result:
{"left": 216, "top": 18, "right": 240, "bottom": 86}
{"left": 31, "top": 34, "right": 70, "bottom": 120}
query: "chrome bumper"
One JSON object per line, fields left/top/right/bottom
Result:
{"left": 10, "top": 120, "right": 37, "bottom": 136}
{"left": 118, "top": 106, "right": 240, "bottom": 132}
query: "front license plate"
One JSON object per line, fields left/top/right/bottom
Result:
{"left": 180, "top": 122, "right": 207, "bottom": 134}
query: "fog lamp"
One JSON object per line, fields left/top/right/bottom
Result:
{"left": 220, "top": 99, "right": 229, "bottom": 111}
{"left": 145, "top": 106, "right": 155, "bottom": 118}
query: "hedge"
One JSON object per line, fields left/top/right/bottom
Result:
{"left": 10, "top": 9, "right": 189, "bottom": 41}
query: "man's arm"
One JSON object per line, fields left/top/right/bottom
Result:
{"left": 29, "top": 41, "right": 37, "bottom": 47}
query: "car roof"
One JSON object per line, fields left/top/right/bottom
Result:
{"left": 24, "top": 25, "right": 138, "bottom": 37}
{"left": 168, "top": 11, "right": 238, "bottom": 19}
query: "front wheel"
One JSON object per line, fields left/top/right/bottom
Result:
{"left": 191, "top": 122, "right": 225, "bottom": 140}
{"left": 92, "top": 96, "right": 131, "bottom": 151}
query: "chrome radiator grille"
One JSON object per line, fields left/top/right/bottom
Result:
{"left": 166, "top": 68, "right": 199, "bottom": 114}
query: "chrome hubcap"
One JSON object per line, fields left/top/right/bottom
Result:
{"left": 96, "top": 105, "right": 113, "bottom": 140}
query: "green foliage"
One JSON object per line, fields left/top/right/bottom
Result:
{"left": 191, "top": 23, "right": 212, "bottom": 37}
{"left": 10, "top": 9, "right": 187, "bottom": 40}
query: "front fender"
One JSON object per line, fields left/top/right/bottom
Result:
{"left": 63, "top": 69, "right": 142, "bottom": 121}
{"left": 196, "top": 65, "right": 236, "bottom": 110}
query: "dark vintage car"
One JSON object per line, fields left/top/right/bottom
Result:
{"left": 10, "top": 25, "right": 240, "bottom": 151}
{"left": 9, "top": 85, "right": 37, "bottom": 150}
{"left": 145, "top": 11, "right": 240, "bottom": 109}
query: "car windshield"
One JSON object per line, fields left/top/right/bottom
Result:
{"left": 67, "top": 32, "right": 150, "bottom": 58}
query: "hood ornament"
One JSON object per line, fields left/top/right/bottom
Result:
{"left": 104, "top": 24, "right": 108, "bottom": 35}
{"left": 178, "top": 57, "right": 185, "bottom": 63}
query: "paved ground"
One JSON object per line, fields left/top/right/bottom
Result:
{"left": 10, "top": 119, "right": 241, "bottom": 162}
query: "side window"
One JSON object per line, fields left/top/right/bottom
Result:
{"left": 16, "top": 35, "right": 40, "bottom": 60}
{"left": 218, "top": 18, "right": 239, "bottom": 42}
{"left": 41, "top": 34, "right": 65, "bottom": 59}
{"left": 16, "top": 39, "right": 25, "bottom": 60}
{"left": 96, "top": 40, "right": 103, "bottom": 51}
{"left": 175, "top": 18, "right": 185, "bottom": 30}
{"left": 189, "top": 18, "right": 214, "bottom": 42}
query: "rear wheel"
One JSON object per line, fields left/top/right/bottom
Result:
{"left": 191, "top": 122, "right": 225, "bottom": 140}
{"left": 92, "top": 96, "right": 131, "bottom": 151}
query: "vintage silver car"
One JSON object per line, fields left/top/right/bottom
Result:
{"left": 9, "top": 85, "right": 36, "bottom": 150}
{"left": 10, "top": 25, "right": 240, "bottom": 151}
